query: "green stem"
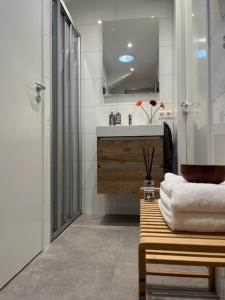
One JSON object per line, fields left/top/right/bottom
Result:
{"left": 150, "top": 106, "right": 160, "bottom": 123}
{"left": 141, "top": 105, "right": 151, "bottom": 123}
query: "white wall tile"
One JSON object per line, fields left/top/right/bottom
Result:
{"left": 101, "top": 194, "right": 118, "bottom": 214}
{"left": 159, "top": 19, "right": 173, "bottom": 47}
{"left": 116, "top": 194, "right": 139, "bottom": 215}
{"left": 66, "top": 0, "right": 116, "bottom": 25}
{"left": 81, "top": 79, "right": 104, "bottom": 107}
{"left": 82, "top": 160, "right": 97, "bottom": 190}
{"left": 159, "top": 46, "right": 173, "bottom": 75}
{"left": 82, "top": 188, "right": 97, "bottom": 215}
{"left": 81, "top": 106, "right": 97, "bottom": 133}
{"left": 82, "top": 188, "right": 119, "bottom": 215}
{"left": 117, "top": 103, "right": 150, "bottom": 125}
{"left": 117, "top": 0, "right": 172, "bottom": 20}
{"left": 96, "top": 104, "right": 117, "bottom": 126}
{"left": 81, "top": 51, "right": 103, "bottom": 79}
{"left": 78, "top": 24, "right": 103, "bottom": 52}
{"left": 104, "top": 93, "right": 159, "bottom": 104}
{"left": 82, "top": 133, "right": 97, "bottom": 161}
{"left": 160, "top": 74, "right": 173, "bottom": 102}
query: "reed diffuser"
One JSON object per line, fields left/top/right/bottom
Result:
{"left": 143, "top": 147, "right": 155, "bottom": 200}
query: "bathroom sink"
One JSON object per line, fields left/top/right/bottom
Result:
{"left": 96, "top": 124, "right": 164, "bottom": 137}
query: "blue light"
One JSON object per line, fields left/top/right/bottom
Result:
{"left": 196, "top": 49, "right": 207, "bottom": 59}
{"left": 118, "top": 55, "right": 135, "bottom": 63}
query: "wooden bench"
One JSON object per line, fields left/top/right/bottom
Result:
{"left": 139, "top": 196, "right": 225, "bottom": 300}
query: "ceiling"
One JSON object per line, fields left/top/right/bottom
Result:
{"left": 103, "top": 18, "right": 159, "bottom": 93}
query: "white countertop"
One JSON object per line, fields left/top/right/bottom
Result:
{"left": 96, "top": 124, "right": 164, "bottom": 137}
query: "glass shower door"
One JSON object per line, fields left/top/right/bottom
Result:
{"left": 180, "top": 0, "right": 211, "bottom": 164}
{"left": 52, "top": 0, "right": 81, "bottom": 239}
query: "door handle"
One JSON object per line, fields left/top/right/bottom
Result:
{"left": 35, "top": 82, "right": 46, "bottom": 103}
{"left": 181, "top": 100, "right": 193, "bottom": 107}
{"left": 35, "top": 82, "right": 46, "bottom": 91}
{"left": 181, "top": 100, "right": 193, "bottom": 115}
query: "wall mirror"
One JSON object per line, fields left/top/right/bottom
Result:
{"left": 103, "top": 18, "right": 159, "bottom": 96}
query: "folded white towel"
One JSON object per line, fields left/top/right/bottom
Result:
{"left": 159, "top": 199, "right": 225, "bottom": 232}
{"left": 161, "top": 173, "right": 186, "bottom": 197}
{"left": 161, "top": 173, "right": 225, "bottom": 213}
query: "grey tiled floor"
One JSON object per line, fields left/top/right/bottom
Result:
{"left": 0, "top": 215, "right": 219, "bottom": 300}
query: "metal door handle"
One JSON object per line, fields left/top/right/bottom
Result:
{"left": 181, "top": 100, "right": 193, "bottom": 115}
{"left": 35, "top": 82, "right": 46, "bottom": 104}
{"left": 35, "top": 82, "right": 46, "bottom": 91}
{"left": 181, "top": 100, "right": 193, "bottom": 107}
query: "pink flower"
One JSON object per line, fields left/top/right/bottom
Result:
{"left": 136, "top": 99, "right": 143, "bottom": 107}
{"left": 149, "top": 99, "right": 157, "bottom": 107}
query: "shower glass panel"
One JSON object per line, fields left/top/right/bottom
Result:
{"left": 180, "top": 0, "right": 211, "bottom": 165}
{"left": 52, "top": 0, "right": 81, "bottom": 239}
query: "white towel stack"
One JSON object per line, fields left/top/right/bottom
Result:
{"left": 159, "top": 173, "right": 225, "bottom": 232}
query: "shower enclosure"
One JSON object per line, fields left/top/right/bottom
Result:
{"left": 176, "top": 0, "right": 211, "bottom": 166}
{"left": 52, "top": 0, "right": 81, "bottom": 239}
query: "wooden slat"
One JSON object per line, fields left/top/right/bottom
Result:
{"left": 146, "top": 249, "right": 225, "bottom": 258}
{"left": 140, "top": 236, "right": 225, "bottom": 253}
{"left": 146, "top": 268, "right": 209, "bottom": 278}
{"left": 140, "top": 232, "right": 225, "bottom": 240}
{"left": 146, "top": 253, "right": 225, "bottom": 266}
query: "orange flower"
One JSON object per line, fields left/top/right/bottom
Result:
{"left": 136, "top": 99, "right": 143, "bottom": 107}
{"left": 160, "top": 101, "right": 165, "bottom": 109}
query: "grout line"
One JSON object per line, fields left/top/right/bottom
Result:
{"left": 81, "top": 50, "right": 103, "bottom": 53}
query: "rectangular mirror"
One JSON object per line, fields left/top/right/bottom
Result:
{"left": 103, "top": 18, "right": 159, "bottom": 96}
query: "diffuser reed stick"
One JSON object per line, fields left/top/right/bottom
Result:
{"left": 142, "top": 147, "right": 155, "bottom": 183}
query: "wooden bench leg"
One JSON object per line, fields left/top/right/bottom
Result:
{"left": 139, "top": 246, "right": 146, "bottom": 300}
{"left": 208, "top": 266, "right": 215, "bottom": 292}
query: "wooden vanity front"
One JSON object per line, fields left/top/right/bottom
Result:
{"left": 97, "top": 136, "right": 164, "bottom": 193}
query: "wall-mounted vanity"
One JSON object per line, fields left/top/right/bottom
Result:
{"left": 97, "top": 125, "right": 164, "bottom": 194}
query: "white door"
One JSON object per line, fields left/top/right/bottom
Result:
{"left": 179, "top": 0, "right": 211, "bottom": 165}
{"left": 0, "top": 0, "right": 43, "bottom": 288}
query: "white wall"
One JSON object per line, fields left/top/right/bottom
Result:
{"left": 209, "top": 0, "right": 225, "bottom": 297}
{"left": 66, "top": 0, "right": 173, "bottom": 215}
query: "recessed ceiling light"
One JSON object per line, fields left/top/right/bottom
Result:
{"left": 192, "top": 13, "right": 195, "bottom": 17}
{"left": 194, "top": 38, "right": 207, "bottom": 43}
{"left": 128, "top": 42, "right": 133, "bottom": 48}
{"left": 118, "top": 55, "right": 135, "bottom": 63}
{"left": 130, "top": 68, "right": 134, "bottom": 72}
{"left": 97, "top": 20, "right": 102, "bottom": 24}
{"left": 151, "top": 16, "right": 155, "bottom": 18}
